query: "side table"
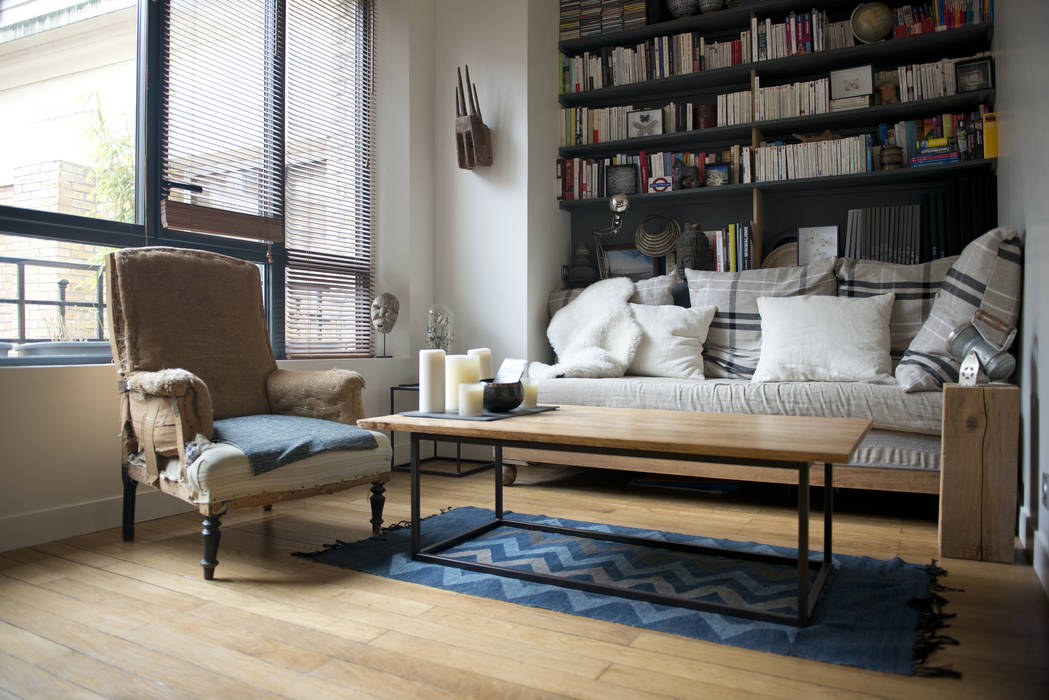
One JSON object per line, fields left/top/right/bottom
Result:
{"left": 388, "top": 384, "right": 494, "bottom": 478}
{"left": 939, "top": 383, "right": 1020, "bottom": 563}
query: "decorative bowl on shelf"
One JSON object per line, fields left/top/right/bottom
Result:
{"left": 483, "top": 381, "right": 524, "bottom": 413}
{"left": 699, "top": 0, "right": 724, "bottom": 13}
{"left": 666, "top": 0, "right": 699, "bottom": 18}
{"left": 851, "top": 2, "right": 893, "bottom": 43}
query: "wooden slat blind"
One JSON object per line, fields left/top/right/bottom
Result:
{"left": 284, "top": 0, "right": 375, "bottom": 357}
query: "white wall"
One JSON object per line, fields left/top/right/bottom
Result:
{"left": 0, "top": 0, "right": 570, "bottom": 553}
{"left": 994, "top": 0, "right": 1049, "bottom": 595}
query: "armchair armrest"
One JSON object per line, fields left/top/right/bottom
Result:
{"left": 127, "top": 369, "right": 214, "bottom": 460}
{"left": 267, "top": 368, "right": 366, "bottom": 425}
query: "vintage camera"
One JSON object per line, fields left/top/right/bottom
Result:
{"left": 946, "top": 310, "right": 1017, "bottom": 384}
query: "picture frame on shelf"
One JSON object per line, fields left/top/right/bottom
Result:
{"left": 797, "top": 226, "right": 839, "bottom": 266}
{"left": 705, "top": 164, "right": 729, "bottom": 187}
{"left": 955, "top": 57, "right": 994, "bottom": 93}
{"left": 627, "top": 108, "right": 663, "bottom": 138}
{"left": 604, "top": 244, "right": 658, "bottom": 281}
{"left": 830, "top": 64, "right": 873, "bottom": 100}
{"left": 605, "top": 163, "right": 639, "bottom": 195}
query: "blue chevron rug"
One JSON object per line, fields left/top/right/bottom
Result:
{"left": 301, "top": 506, "right": 956, "bottom": 676}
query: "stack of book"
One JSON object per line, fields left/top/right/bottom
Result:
{"left": 622, "top": 0, "right": 645, "bottom": 30}
{"left": 753, "top": 76, "right": 830, "bottom": 121}
{"left": 556, "top": 148, "right": 747, "bottom": 200}
{"left": 885, "top": 105, "right": 991, "bottom": 164}
{"left": 909, "top": 136, "right": 960, "bottom": 168}
{"left": 829, "top": 95, "right": 871, "bottom": 111}
{"left": 710, "top": 222, "right": 756, "bottom": 272}
{"left": 825, "top": 20, "right": 856, "bottom": 49}
{"left": 600, "top": 0, "right": 623, "bottom": 34}
{"left": 579, "top": 0, "right": 603, "bottom": 37}
{"left": 559, "top": 0, "right": 581, "bottom": 41}
{"left": 754, "top": 134, "right": 871, "bottom": 182}
{"left": 749, "top": 10, "right": 828, "bottom": 61}
{"left": 843, "top": 205, "right": 922, "bottom": 264}
{"left": 717, "top": 90, "right": 753, "bottom": 126}
{"left": 897, "top": 56, "right": 968, "bottom": 102}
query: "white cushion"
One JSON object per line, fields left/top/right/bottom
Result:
{"left": 628, "top": 304, "right": 716, "bottom": 379}
{"left": 752, "top": 293, "right": 894, "bottom": 383}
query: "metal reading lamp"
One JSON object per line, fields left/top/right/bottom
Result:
{"left": 594, "top": 193, "right": 630, "bottom": 279}
{"left": 946, "top": 309, "right": 1017, "bottom": 386}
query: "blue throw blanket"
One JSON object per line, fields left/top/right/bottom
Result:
{"left": 212, "top": 414, "right": 378, "bottom": 476}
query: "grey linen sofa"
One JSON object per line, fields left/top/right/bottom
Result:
{"left": 508, "top": 228, "right": 1022, "bottom": 494}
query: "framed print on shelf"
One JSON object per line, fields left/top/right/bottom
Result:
{"left": 627, "top": 108, "right": 663, "bottom": 138}
{"left": 955, "top": 57, "right": 994, "bottom": 93}
{"left": 604, "top": 244, "right": 658, "bottom": 281}
{"left": 830, "top": 64, "right": 873, "bottom": 99}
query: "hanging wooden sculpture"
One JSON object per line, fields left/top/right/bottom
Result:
{"left": 455, "top": 65, "right": 493, "bottom": 169}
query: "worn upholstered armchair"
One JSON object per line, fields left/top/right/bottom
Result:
{"left": 106, "top": 247, "right": 391, "bottom": 579}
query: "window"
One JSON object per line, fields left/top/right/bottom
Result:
{"left": 0, "top": 0, "right": 376, "bottom": 362}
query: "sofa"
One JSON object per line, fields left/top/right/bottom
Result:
{"left": 509, "top": 227, "right": 1023, "bottom": 494}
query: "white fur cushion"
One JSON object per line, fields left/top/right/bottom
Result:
{"left": 627, "top": 304, "right": 717, "bottom": 379}
{"left": 752, "top": 293, "right": 895, "bottom": 383}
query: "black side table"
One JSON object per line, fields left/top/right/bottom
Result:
{"left": 388, "top": 383, "right": 494, "bottom": 477}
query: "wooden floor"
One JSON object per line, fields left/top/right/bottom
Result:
{"left": 1, "top": 463, "right": 1047, "bottom": 699}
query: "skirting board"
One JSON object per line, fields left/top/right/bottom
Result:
{"left": 0, "top": 489, "right": 194, "bottom": 553}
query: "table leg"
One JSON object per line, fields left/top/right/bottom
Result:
{"left": 824, "top": 462, "right": 833, "bottom": 566}
{"left": 494, "top": 444, "right": 504, "bottom": 519}
{"left": 411, "top": 433, "right": 421, "bottom": 556}
{"left": 797, "top": 461, "right": 810, "bottom": 626}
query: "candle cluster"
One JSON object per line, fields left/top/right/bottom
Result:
{"left": 418, "top": 347, "right": 505, "bottom": 416}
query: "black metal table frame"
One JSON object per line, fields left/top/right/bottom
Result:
{"left": 389, "top": 384, "right": 494, "bottom": 478}
{"left": 408, "top": 432, "right": 833, "bottom": 627}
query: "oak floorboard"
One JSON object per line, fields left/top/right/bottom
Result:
{"left": 1, "top": 466, "right": 1047, "bottom": 699}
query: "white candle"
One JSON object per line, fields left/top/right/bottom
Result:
{"left": 467, "top": 347, "right": 494, "bottom": 380}
{"left": 444, "top": 354, "right": 481, "bottom": 411}
{"left": 418, "top": 349, "right": 445, "bottom": 413}
{"left": 521, "top": 378, "right": 539, "bottom": 408}
{"left": 458, "top": 382, "right": 485, "bottom": 417}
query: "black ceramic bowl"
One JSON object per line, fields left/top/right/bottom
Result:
{"left": 482, "top": 381, "right": 524, "bottom": 412}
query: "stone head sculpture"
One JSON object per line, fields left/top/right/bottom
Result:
{"left": 370, "top": 293, "right": 400, "bottom": 334}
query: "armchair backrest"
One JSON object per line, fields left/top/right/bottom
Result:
{"left": 106, "top": 247, "right": 277, "bottom": 419}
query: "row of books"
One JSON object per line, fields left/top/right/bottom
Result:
{"left": 556, "top": 148, "right": 743, "bottom": 201}
{"left": 558, "top": 10, "right": 857, "bottom": 94}
{"left": 717, "top": 90, "right": 753, "bottom": 127}
{"left": 559, "top": 101, "right": 718, "bottom": 147}
{"left": 559, "top": 0, "right": 646, "bottom": 42}
{"left": 896, "top": 55, "right": 975, "bottom": 103}
{"left": 882, "top": 105, "right": 994, "bottom": 164}
{"left": 891, "top": 1, "right": 994, "bottom": 37}
{"left": 843, "top": 205, "right": 923, "bottom": 264}
{"left": 711, "top": 222, "right": 757, "bottom": 273}
{"left": 754, "top": 135, "right": 871, "bottom": 183}
{"left": 753, "top": 76, "right": 829, "bottom": 122}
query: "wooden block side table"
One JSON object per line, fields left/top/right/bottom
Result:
{"left": 939, "top": 383, "right": 1020, "bottom": 563}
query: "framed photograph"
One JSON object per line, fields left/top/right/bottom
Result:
{"left": 604, "top": 244, "right": 658, "bottom": 281}
{"left": 955, "top": 57, "right": 994, "bottom": 93}
{"left": 830, "top": 64, "right": 873, "bottom": 99}
{"left": 797, "top": 226, "right": 839, "bottom": 266}
{"left": 605, "top": 163, "right": 638, "bottom": 195}
{"left": 626, "top": 108, "right": 663, "bottom": 138}
{"left": 705, "top": 163, "right": 729, "bottom": 187}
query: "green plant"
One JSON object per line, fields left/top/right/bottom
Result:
{"left": 87, "top": 94, "right": 135, "bottom": 223}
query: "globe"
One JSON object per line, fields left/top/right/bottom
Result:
{"left": 851, "top": 2, "right": 893, "bottom": 44}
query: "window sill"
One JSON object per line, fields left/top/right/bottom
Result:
{"left": 1, "top": 340, "right": 113, "bottom": 366}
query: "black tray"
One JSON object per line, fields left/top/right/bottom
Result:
{"left": 399, "top": 405, "right": 558, "bottom": 421}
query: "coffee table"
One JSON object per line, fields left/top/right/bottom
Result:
{"left": 358, "top": 405, "right": 871, "bottom": 627}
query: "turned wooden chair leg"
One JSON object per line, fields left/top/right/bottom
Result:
{"left": 262, "top": 504, "right": 272, "bottom": 512}
{"left": 201, "top": 514, "right": 222, "bottom": 580}
{"left": 121, "top": 465, "right": 137, "bottom": 542}
{"left": 370, "top": 480, "right": 386, "bottom": 536}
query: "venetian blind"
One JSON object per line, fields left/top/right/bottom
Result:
{"left": 159, "top": 0, "right": 284, "bottom": 242}
{"left": 284, "top": 0, "right": 375, "bottom": 357}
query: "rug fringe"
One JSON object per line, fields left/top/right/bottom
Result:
{"left": 292, "top": 507, "right": 456, "bottom": 558}
{"left": 909, "top": 558, "right": 963, "bottom": 679}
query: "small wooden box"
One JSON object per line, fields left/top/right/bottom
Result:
{"left": 939, "top": 384, "right": 1020, "bottom": 563}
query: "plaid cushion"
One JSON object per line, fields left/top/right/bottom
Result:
{"left": 548, "top": 273, "right": 678, "bottom": 318}
{"left": 685, "top": 258, "right": 837, "bottom": 378}
{"left": 836, "top": 256, "right": 957, "bottom": 367}
{"left": 896, "top": 227, "right": 1023, "bottom": 392}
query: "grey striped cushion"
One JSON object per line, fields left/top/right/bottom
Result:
{"left": 896, "top": 227, "right": 1023, "bottom": 392}
{"left": 685, "top": 258, "right": 837, "bottom": 378}
{"left": 836, "top": 256, "right": 957, "bottom": 367}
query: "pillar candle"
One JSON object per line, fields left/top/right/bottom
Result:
{"left": 521, "top": 378, "right": 539, "bottom": 408}
{"left": 467, "top": 347, "right": 493, "bottom": 380}
{"left": 458, "top": 382, "right": 485, "bottom": 417}
{"left": 418, "top": 349, "right": 445, "bottom": 413}
{"left": 444, "top": 354, "right": 481, "bottom": 412}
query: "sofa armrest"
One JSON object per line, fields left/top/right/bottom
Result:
{"left": 126, "top": 369, "right": 214, "bottom": 463}
{"left": 267, "top": 368, "right": 366, "bottom": 425}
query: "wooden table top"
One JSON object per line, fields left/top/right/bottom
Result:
{"left": 359, "top": 404, "right": 872, "bottom": 465}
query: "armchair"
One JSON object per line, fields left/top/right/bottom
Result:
{"left": 107, "top": 247, "right": 391, "bottom": 579}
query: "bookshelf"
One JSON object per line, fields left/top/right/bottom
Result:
{"left": 556, "top": 1, "right": 996, "bottom": 267}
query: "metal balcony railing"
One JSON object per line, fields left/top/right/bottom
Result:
{"left": 0, "top": 256, "right": 105, "bottom": 344}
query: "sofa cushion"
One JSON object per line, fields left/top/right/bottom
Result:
{"left": 836, "top": 256, "right": 957, "bottom": 366}
{"left": 627, "top": 303, "right": 716, "bottom": 379}
{"left": 548, "top": 273, "right": 681, "bottom": 317}
{"left": 752, "top": 293, "right": 894, "bottom": 383}
{"left": 896, "top": 227, "right": 1023, "bottom": 391}
{"left": 536, "top": 376, "right": 942, "bottom": 435}
{"left": 685, "top": 259, "right": 837, "bottom": 379}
